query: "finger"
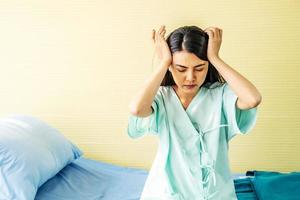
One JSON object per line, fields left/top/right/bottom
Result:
{"left": 152, "top": 29, "right": 155, "bottom": 42}
{"left": 206, "top": 27, "right": 221, "bottom": 39}
{"left": 214, "top": 28, "right": 220, "bottom": 40}
{"left": 161, "top": 29, "right": 166, "bottom": 38}
{"left": 158, "top": 25, "right": 165, "bottom": 34}
{"left": 205, "top": 29, "right": 214, "bottom": 38}
{"left": 220, "top": 29, "right": 222, "bottom": 39}
{"left": 215, "top": 28, "right": 222, "bottom": 40}
{"left": 155, "top": 26, "right": 163, "bottom": 41}
{"left": 213, "top": 27, "right": 222, "bottom": 40}
{"left": 155, "top": 28, "right": 159, "bottom": 41}
{"left": 205, "top": 26, "right": 216, "bottom": 32}
{"left": 157, "top": 26, "right": 166, "bottom": 41}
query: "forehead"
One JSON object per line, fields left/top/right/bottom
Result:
{"left": 172, "top": 50, "right": 206, "bottom": 64}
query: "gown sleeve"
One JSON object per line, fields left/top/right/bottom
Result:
{"left": 127, "top": 87, "right": 163, "bottom": 139}
{"left": 222, "top": 83, "right": 258, "bottom": 141}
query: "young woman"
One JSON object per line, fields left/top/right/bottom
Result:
{"left": 127, "top": 25, "right": 262, "bottom": 200}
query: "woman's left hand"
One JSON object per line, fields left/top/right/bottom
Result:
{"left": 204, "top": 27, "right": 222, "bottom": 61}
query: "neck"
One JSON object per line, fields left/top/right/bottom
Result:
{"left": 172, "top": 85, "right": 197, "bottom": 101}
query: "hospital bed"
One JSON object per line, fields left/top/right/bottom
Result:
{"left": 1, "top": 114, "right": 298, "bottom": 200}
{"left": 35, "top": 157, "right": 253, "bottom": 200}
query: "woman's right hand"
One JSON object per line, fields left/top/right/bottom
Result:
{"left": 152, "top": 25, "right": 172, "bottom": 67}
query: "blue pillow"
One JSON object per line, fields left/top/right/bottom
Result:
{"left": 0, "top": 114, "right": 83, "bottom": 200}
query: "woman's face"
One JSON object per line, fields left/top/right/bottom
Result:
{"left": 169, "top": 50, "right": 209, "bottom": 95}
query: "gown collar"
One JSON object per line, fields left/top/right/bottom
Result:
{"left": 170, "top": 85, "right": 204, "bottom": 113}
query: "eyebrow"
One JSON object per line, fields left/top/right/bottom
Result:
{"left": 175, "top": 64, "right": 205, "bottom": 68}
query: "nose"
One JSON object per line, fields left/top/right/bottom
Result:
{"left": 186, "top": 70, "right": 196, "bottom": 81}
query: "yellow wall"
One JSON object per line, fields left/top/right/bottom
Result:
{"left": 0, "top": 0, "right": 299, "bottom": 173}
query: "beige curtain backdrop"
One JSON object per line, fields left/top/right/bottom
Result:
{"left": 0, "top": 0, "right": 299, "bottom": 173}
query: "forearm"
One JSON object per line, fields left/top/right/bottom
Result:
{"left": 210, "top": 57, "right": 262, "bottom": 105}
{"left": 129, "top": 62, "right": 169, "bottom": 117}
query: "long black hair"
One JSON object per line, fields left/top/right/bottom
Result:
{"left": 160, "top": 25, "right": 225, "bottom": 88}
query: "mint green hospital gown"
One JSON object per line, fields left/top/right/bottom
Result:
{"left": 127, "top": 82, "right": 258, "bottom": 200}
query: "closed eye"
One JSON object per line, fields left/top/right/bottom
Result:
{"left": 177, "top": 68, "right": 204, "bottom": 72}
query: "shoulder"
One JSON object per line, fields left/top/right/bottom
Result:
{"left": 153, "top": 86, "right": 170, "bottom": 103}
{"left": 203, "top": 81, "right": 226, "bottom": 90}
{"left": 201, "top": 82, "right": 226, "bottom": 96}
{"left": 157, "top": 85, "right": 172, "bottom": 96}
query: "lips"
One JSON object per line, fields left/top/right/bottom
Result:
{"left": 184, "top": 84, "right": 197, "bottom": 89}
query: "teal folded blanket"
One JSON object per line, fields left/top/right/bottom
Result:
{"left": 246, "top": 170, "right": 300, "bottom": 200}
{"left": 234, "top": 177, "right": 258, "bottom": 200}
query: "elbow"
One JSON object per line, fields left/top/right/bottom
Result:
{"left": 129, "top": 103, "right": 153, "bottom": 118}
{"left": 129, "top": 102, "right": 146, "bottom": 116}
{"left": 250, "top": 94, "right": 262, "bottom": 108}
{"left": 129, "top": 103, "right": 139, "bottom": 116}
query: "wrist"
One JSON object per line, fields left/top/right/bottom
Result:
{"left": 158, "top": 60, "right": 171, "bottom": 69}
{"left": 209, "top": 56, "right": 222, "bottom": 64}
